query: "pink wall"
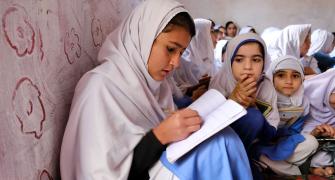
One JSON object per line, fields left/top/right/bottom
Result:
{"left": 0, "top": 0, "right": 142, "bottom": 179}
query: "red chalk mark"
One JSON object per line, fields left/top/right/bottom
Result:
{"left": 2, "top": 4, "right": 35, "bottom": 57}
{"left": 40, "top": 169, "right": 53, "bottom": 180}
{"left": 64, "top": 28, "right": 81, "bottom": 64}
{"left": 12, "top": 77, "right": 46, "bottom": 139}
{"left": 91, "top": 17, "right": 103, "bottom": 47}
{"left": 38, "top": 28, "right": 44, "bottom": 61}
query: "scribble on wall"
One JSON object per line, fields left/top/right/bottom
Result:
{"left": 39, "top": 169, "right": 53, "bottom": 180}
{"left": 38, "top": 28, "right": 45, "bottom": 61}
{"left": 2, "top": 4, "right": 35, "bottom": 57}
{"left": 12, "top": 77, "right": 46, "bottom": 139}
{"left": 91, "top": 17, "right": 103, "bottom": 47}
{"left": 63, "top": 28, "right": 81, "bottom": 64}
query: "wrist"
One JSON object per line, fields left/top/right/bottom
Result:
{"left": 153, "top": 127, "right": 168, "bottom": 145}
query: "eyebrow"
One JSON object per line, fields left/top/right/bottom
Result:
{"left": 275, "top": 70, "right": 301, "bottom": 74}
{"left": 169, "top": 41, "right": 185, "bottom": 49}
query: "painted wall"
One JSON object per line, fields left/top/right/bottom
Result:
{"left": 181, "top": 0, "right": 335, "bottom": 33}
{"left": 0, "top": 0, "right": 142, "bottom": 179}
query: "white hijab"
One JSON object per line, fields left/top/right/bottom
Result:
{"left": 60, "top": 0, "right": 188, "bottom": 179}
{"left": 174, "top": 18, "right": 214, "bottom": 87}
{"left": 213, "top": 39, "right": 228, "bottom": 74}
{"left": 267, "top": 24, "right": 311, "bottom": 61}
{"left": 261, "top": 26, "right": 281, "bottom": 51}
{"left": 266, "top": 55, "right": 309, "bottom": 115}
{"left": 307, "top": 29, "right": 335, "bottom": 56}
{"left": 239, "top": 26, "right": 255, "bottom": 35}
{"left": 210, "top": 33, "right": 280, "bottom": 128}
{"left": 303, "top": 69, "right": 335, "bottom": 132}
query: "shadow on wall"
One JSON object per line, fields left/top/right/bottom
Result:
{"left": 0, "top": 0, "right": 143, "bottom": 179}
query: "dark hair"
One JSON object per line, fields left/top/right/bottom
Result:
{"left": 222, "top": 42, "right": 228, "bottom": 55}
{"left": 208, "top": 18, "right": 216, "bottom": 29}
{"left": 225, "top": 21, "right": 236, "bottom": 29}
{"left": 162, "top": 12, "right": 196, "bottom": 37}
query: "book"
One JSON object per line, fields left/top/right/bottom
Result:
{"left": 255, "top": 99, "right": 272, "bottom": 117}
{"left": 278, "top": 106, "right": 304, "bottom": 128}
{"left": 166, "top": 89, "right": 247, "bottom": 163}
{"left": 185, "top": 76, "right": 211, "bottom": 97}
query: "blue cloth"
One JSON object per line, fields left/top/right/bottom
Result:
{"left": 230, "top": 107, "right": 276, "bottom": 180}
{"left": 230, "top": 107, "right": 277, "bottom": 150}
{"left": 253, "top": 116, "right": 307, "bottom": 161}
{"left": 173, "top": 95, "right": 193, "bottom": 109}
{"left": 313, "top": 52, "right": 335, "bottom": 72}
{"left": 160, "top": 127, "right": 252, "bottom": 180}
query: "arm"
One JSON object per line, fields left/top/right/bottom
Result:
{"left": 128, "top": 131, "right": 166, "bottom": 180}
{"left": 129, "top": 109, "right": 202, "bottom": 179}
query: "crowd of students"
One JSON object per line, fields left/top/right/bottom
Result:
{"left": 59, "top": 0, "right": 335, "bottom": 179}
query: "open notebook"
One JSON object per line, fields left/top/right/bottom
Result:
{"left": 166, "top": 89, "right": 247, "bottom": 163}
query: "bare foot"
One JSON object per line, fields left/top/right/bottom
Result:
{"left": 310, "top": 167, "right": 335, "bottom": 177}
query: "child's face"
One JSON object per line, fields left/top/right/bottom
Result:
{"left": 147, "top": 25, "right": 191, "bottom": 81}
{"left": 329, "top": 93, "right": 335, "bottom": 109}
{"left": 231, "top": 42, "right": 264, "bottom": 81}
{"left": 273, "top": 69, "right": 302, "bottom": 96}
{"left": 227, "top": 24, "right": 237, "bottom": 37}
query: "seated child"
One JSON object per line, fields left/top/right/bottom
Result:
{"left": 257, "top": 55, "right": 318, "bottom": 176}
{"left": 302, "top": 69, "right": 335, "bottom": 177}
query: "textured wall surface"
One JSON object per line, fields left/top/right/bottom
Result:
{"left": 0, "top": 0, "right": 142, "bottom": 179}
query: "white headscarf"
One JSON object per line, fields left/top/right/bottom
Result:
{"left": 174, "top": 18, "right": 215, "bottom": 85}
{"left": 210, "top": 33, "right": 280, "bottom": 128}
{"left": 60, "top": 0, "right": 188, "bottom": 179}
{"left": 266, "top": 55, "right": 310, "bottom": 115}
{"left": 303, "top": 69, "right": 335, "bottom": 132}
{"left": 261, "top": 26, "right": 281, "bottom": 51}
{"left": 239, "top": 26, "right": 255, "bottom": 35}
{"left": 307, "top": 29, "right": 335, "bottom": 56}
{"left": 213, "top": 39, "right": 228, "bottom": 74}
{"left": 267, "top": 24, "right": 311, "bottom": 61}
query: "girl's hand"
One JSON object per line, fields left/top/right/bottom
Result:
{"left": 311, "top": 124, "right": 335, "bottom": 138}
{"left": 229, "top": 74, "right": 257, "bottom": 108}
{"left": 153, "top": 108, "right": 202, "bottom": 145}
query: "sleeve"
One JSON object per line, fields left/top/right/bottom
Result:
{"left": 128, "top": 130, "right": 167, "bottom": 180}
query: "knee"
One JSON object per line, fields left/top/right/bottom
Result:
{"left": 244, "top": 107, "right": 265, "bottom": 129}
{"left": 302, "top": 134, "right": 319, "bottom": 154}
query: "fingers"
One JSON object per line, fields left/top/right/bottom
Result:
{"left": 180, "top": 108, "right": 200, "bottom": 118}
{"left": 186, "top": 124, "right": 201, "bottom": 133}
{"left": 318, "top": 124, "right": 335, "bottom": 137}
{"left": 183, "top": 116, "right": 202, "bottom": 126}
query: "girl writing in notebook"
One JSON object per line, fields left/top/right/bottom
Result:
{"left": 60, "top": 0, "right": 252, "bottom": 179}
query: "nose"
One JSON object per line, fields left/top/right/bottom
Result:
{"left": 243, "top": 59, "right": 252, "bottom": 70}
{"left": 170, "top": 54, "right": 180, "bottom": 69}
{"left": 285, "top": 76, "right": 293, "bottom": 84}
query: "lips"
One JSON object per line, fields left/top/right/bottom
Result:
{"left": 162, "top": 69, "right": 171, "bottom": 76}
